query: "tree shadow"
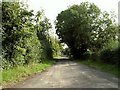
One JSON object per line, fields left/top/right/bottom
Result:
{"left": 53, "top": 57, "right": 71, "bottom": 62}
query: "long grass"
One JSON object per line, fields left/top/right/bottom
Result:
{"left": 1, "top": 60, "right": 56, "bottom": 86}
{"left": 78, "top": 60, "right": 119, "bottom": 77}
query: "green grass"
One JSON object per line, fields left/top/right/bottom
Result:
{"left": 1, "top": 60, "right": 56, "bottom": 86}
{"left": 78, "top": 60, "right": 119, "bottom": 77}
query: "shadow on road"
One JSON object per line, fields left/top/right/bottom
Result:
{"left": 53, "top": 56, "right": 71, "bottom": 62}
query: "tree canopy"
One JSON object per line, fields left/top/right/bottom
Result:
{"left": 55, "top": 2, "right": 118, "bottom": 58}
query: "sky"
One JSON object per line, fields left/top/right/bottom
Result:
{"left": 27, "top": 0, "right": 120, "bottom": 35}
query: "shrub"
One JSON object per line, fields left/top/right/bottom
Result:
{"left": 100, "top": 48, "right": 119, "bottom": 64}
{"left": 82, "top": 51, "right": 91, "bottom": 60}
{"left": 91, "top": 52, "right": 99, "bottom": 61}
{"left": 113, "top": 47, "right": 120, "bottom": 65}
{"left": 2, "top": 2, "right": 53, "bottom": 69}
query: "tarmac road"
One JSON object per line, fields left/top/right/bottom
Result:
{"left": 12, "top": 59, "right": 119, "bottom": 88}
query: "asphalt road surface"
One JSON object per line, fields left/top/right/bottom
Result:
{"left": 12, "top": 59, "right": 118, "bottom": 88}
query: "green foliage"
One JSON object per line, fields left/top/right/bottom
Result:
{"left": 100, "top": 49, "right": 114, "bottom": 63}
{"left": 50, "top": 36, "right": 63, "bottom": 58}
{"left": 82, "top": 51, "right": 91, "bottom": 60}
{"left": 55, "top": 2, "right": 118, "bottom": 58}
{"left": 62, "top": 48, "right": 71, "bottom": 56}
{"left": 100, "top": 47, "right": 120, "bottom": 65}
{"left": 2, "top": 2, "right": 53, "bottom": 69}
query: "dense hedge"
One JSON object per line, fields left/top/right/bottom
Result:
{"left": 81, "top": 47, "right": 120, "bottom": 65}
{"left": 2, "top": 2, "right": 60, "bottom": 69}
{"left": 99, "top": 47, "right": 120, "bottom": 65}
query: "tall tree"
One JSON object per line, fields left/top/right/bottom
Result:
{"left": 55, "top": 2, "right": 118, "bottom": 58}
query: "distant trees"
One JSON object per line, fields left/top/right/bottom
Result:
{"left": 35, "top": 10, "right": 53, "bottom": 59}
{"left": 62, "top": 48, "right": 70, "bottom": 56}
{"left": 50, "top": 36, "right": 63, "bottom": 57}
{"left": 55, "top": 2, "right": 118, "bottom": 59}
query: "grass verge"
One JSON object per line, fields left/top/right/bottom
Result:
{"left": 78, "top": 60, "right": 119, "bottom": 77}
{"left": 1, "top": 59, "right": 56, "bottom": 86}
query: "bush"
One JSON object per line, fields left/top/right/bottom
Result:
{"left": 91, "top": 52, "right": 99, "bottom": 61}
{"left": 100, "top": 48, "right": 119, "bottom": 64}
{"left": 100, "top": 49, "right": 113, "bottom": 63}
{"left": 2, "top": 2, "right": 53, "bottom": 69}
{"left": 82, "top": 51, "right": 91, "bottom": 60}
{"left": 113, "top": 47, "right": 120, "bottom": 65}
